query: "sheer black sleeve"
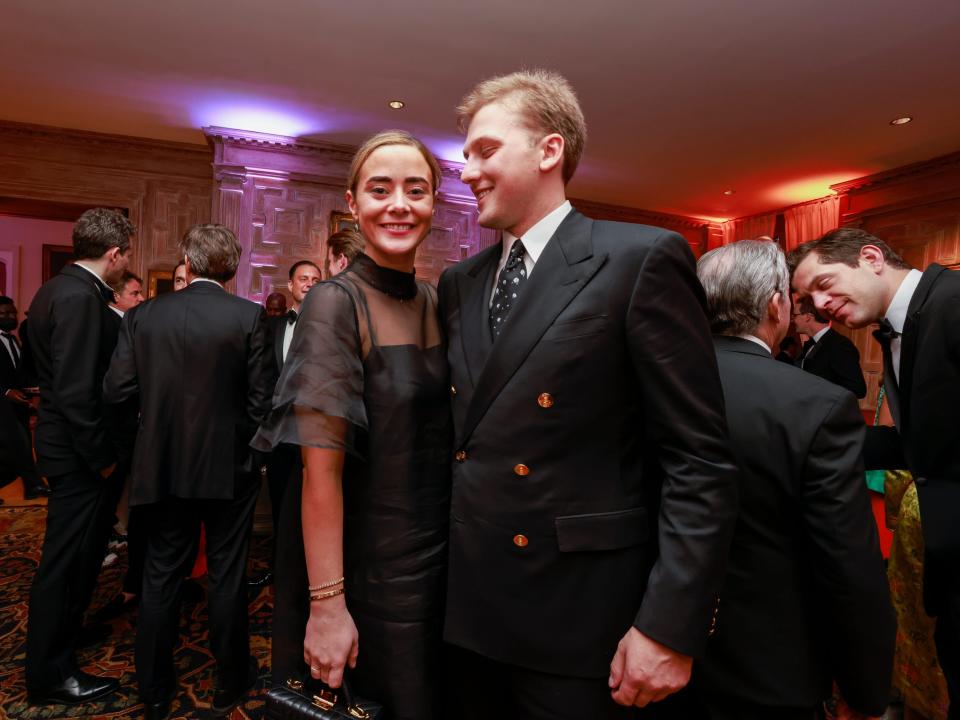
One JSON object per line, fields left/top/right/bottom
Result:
{"left": 251, "top": 280, "right": 367, "bottom": 455}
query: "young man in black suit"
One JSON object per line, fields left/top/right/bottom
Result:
{"left": 103, "top": 224, "right": 275, "bottom": 720}
{"left": 25, "top": 208, "right": 134, "bottom": 705}
{"left": 689, "top": 239, "right": 894, "bottom": 719}
{"left": 437, "top": 69, "right": 738, "bottom": 719}
{"left": 791, "top": 227, "right": 960, "bottom": 719}
{"left": 792, "top": 297, "right": 866, "bottom": 398}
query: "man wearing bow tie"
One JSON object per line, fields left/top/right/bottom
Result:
{"left": 790, "top": 227, "right": 960, "bottom": 719}
{"left": 25, "top": 208, "right": 135, "bottom": 706}
{"left": 257, "top": 258, "right": 321, "bottom": 678}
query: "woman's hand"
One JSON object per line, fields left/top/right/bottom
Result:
{"left": 303, "top": 598, "right": 359, "bottom": 689}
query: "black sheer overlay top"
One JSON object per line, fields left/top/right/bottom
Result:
{"left": 252, "top": 253, "right": 451, "bottom": 622}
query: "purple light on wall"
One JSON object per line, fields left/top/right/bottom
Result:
{"left": 190, "top": 97, "right": 323, "bottom": 138}
{"left": 424, "top": 137, "right": 467, "bottom": 164}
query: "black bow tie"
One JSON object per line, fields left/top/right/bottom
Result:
{"left": 873, "top": 318, "right": 900, "bottom": 345}
{"left": 286, "top": 309, "right": 298, "bottom": 325}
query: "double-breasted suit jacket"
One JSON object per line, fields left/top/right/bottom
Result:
{"left": 437, "top": 209, "right": 738, "bottom": 679}
{"left": 800, "top": 327, "right": 867, "bottom": 398}
{"left": 865, "top": 263, "right": 960, "bottom": 612}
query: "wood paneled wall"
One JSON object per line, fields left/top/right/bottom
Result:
{"left": 204, "top": 127, "right": 497, "bottom": 300}
{"left": 0, "top": 121, "right": 213, "bottom": 283}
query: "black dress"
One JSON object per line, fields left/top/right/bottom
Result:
{"left": 252, "top": 254, "right": 451, "bottom": 720}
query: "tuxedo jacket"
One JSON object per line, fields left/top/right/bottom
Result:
{"left": 800, "top": 327, "right": 866, "bottom": 398}
{"left": 864, "top": 264, "right": 960, "bottom": 611}
{"left": 103, "top": 281, "right": 276, "bottom": 506}
{"left": 437, "top": 210, "right": 738, "bottom": 679}
{"left": 27, "top": 264, "right": 119, "bottom": 477}
{"left": 696, "top": 337, "right": 894, "bottom": 715}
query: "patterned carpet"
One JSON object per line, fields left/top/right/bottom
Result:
{"left": 0, "top": 506, "right": 274, "bottom": 719}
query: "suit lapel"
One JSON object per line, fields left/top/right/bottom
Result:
{"left": 459, "top": 211, "right": 607, "bottom": 446}
{"left": 274, "top": 317, "right": 286, "bottom": 372}
{"left": 898, "top": 264, "right": 945, "bottom": 423}
{"left": 456, "top": 245, "right": 499, "bottom": 388}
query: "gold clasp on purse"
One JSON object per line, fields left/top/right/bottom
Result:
{"left": 286, "top": 678, "right": 304, "bottom": 691}
{"left": 313, "top": 688, "right": 337, "bottom": 710}
{"left": 347, "top": 706, "right": 370, "bottom": 719}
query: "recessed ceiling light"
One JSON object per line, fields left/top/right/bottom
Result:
{"left": 388, "top": 100, "right": 405, "bottom": 110}
{"left": 890, "top": 116, "right": 912, "bottom": 125}
{"left": 723, "top": 189, "right": 735, "bottom": 196}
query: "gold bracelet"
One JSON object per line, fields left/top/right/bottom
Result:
{"left": 310, "top": 587, "right": 345, "bottom": 601}
{"left": 308, "top": 576, "right": 344, "bottom": 592}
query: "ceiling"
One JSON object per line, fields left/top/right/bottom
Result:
{"left": 2, "top": 0, "right": 959, "bottom": 221}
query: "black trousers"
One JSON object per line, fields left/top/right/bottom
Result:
{"left": 0, "top": 397, "right": 42, "bottom": 493}
{"left": 652, "top": 689, "right": 818, "bottom": 720}
{"left": 270, "top": 455, "right": 308, "bottom": 684}
{"left": 25, "top": 467, "right": 121, "bottom": 689}
{"left": 265, "top": 444, "right": 298, "bottom": 561}
{"left": 122, "top": 504, "right": 147, "bottom": 595}
{"left": 448, "top": 645, "right": 639, "bottom": 720}
{"left": 135, "top": 476, "right": 260, "bottom": 703}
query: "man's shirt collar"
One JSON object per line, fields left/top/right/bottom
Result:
{"left": 885, "top": 269, "right": 922, "bottom": 333}
{"left": 501, "top": 200, "right": 572, "bottom": 265}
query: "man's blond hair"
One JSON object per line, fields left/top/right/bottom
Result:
{"left": 457, "top": 69, "right": 587, "bottom": 184}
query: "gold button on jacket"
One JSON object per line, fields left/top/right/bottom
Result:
{"left": 513, "top": 463, "right": 530, "bottom": 476}
{"left": 537, "top": 392, "right": 554, "bottom": 408}
{"left": 455, "top": 450, "right": 467, "bottom": 462}
{"left": 513, "top": 534, "right": 529, "bottom": 548}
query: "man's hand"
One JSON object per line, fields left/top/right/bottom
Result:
{"left": 4, "top": 388, "right": 30, "bottom": 405}
{"left": 609, "top": 627, "right": 692, "bottom": 707}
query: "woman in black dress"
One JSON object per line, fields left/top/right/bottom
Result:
{"left": 252, "top": 131, "right": 450, "bottom": 719}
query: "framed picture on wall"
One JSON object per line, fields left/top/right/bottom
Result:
{"left": 329, "top": 211, "right": 359, "bottom": 235}
{"left": 42, "top": 244, "right": 74, "bottom": 283}
{"left": 147, "top": 269, "right": 174, "bottom": 298}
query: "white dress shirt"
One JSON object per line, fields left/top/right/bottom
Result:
{"left": 884, "top": 269, "right": 922, "bottom": 384}
{"left": 489, "top": 200, "right": 573, "bottom": 307}
{"left": 282, "top": 311, "right": 298, "bottom": 363}
{"left": 739, "top": 334, "right": 772, "bottom": 354}
{"left": 0, "top": 331, "right": 18, "bottom": 367}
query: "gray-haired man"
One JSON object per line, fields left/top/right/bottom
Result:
{"left": 677, "top": 240, "right": 895, "bottom": 719}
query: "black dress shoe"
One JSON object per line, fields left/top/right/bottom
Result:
{"left": 29, "top": 670, "right": 119, "bottom": 705}
{"left": 211, "top": 656, "right": 259, "bottom": 716}
{"left": 24, "top": 484, "right": 51, "bottom": 499}
{"left": 246, "top": 571, "right": 273, "bottom": 588}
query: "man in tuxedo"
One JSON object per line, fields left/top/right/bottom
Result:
{"left": 103, "top": 224, "right": 274, "bottom": 719}
{"left": 437, "top": 69, "right": 738, "bottom": 719}
{"left": 0, "top": 296, "right": 48, "bottom": 499}
{"left": 253, "top": 259, "right": 321, "bottom": 586}
{"left": 791, "top": 227, "right": 960, "bottom": 718}
{"left": 793, "top": 297, "right": 866, "bottom": 398}
{"left": 685, "top": 239, "right": 894, "bottom": 719}
{"left": 325, "top": 228, "right": 364, "bottom": 277}
{"left": 256, "top": 259, "right": 321, "bottom": 679}
{"left": 25, "top": 208, "right": 134, "bottom": 705}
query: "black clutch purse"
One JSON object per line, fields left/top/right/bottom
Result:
{"left": 266, "top": 677, "right": 383, "bottom": 720}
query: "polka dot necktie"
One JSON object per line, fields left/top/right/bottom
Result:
{"left": 489, "top": 239, "right": 527, "bottom": 340}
